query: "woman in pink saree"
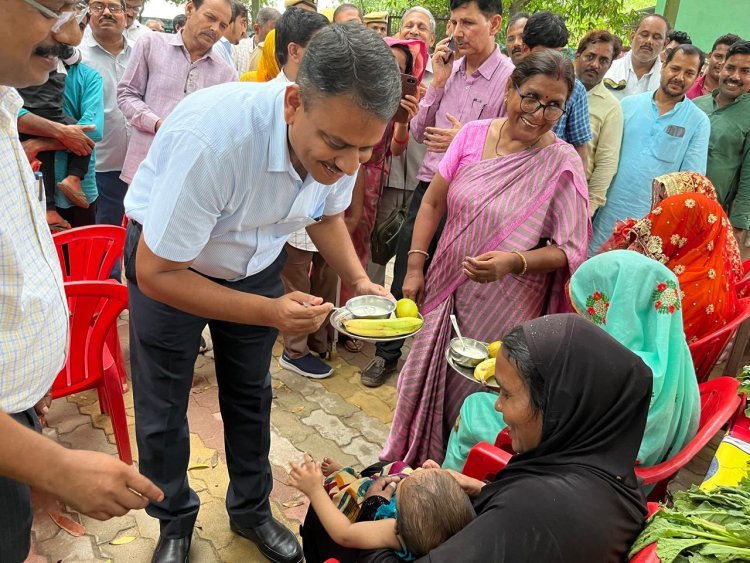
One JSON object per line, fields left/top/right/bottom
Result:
{"left": 381, "top": 50, "right": 591, "bottom": 465}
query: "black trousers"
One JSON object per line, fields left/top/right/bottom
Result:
{"left": 375, "top": 180, "right": 446, "bottom": 363}
{"left": 57, "top": 200, "right": 97, "bottom": 228}
{"left": 125, "top": 222, "right": 285, "bottom": 538}
{"left": 0, "top": 409, "right": 41, "bottom": 562}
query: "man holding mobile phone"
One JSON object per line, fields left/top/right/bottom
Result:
{"left": 361, "top": 0, "right": 513, "bottom": 387}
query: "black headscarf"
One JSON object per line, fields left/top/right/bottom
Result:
{"left": 395, "top": 314, "right": 653, "bottom": 563}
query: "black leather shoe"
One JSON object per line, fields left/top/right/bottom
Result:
{"left": 230, "top": 518, "right": 303, "bottom": 563}
{"left": 151, "top": 534, "right": 191, "bottom": 563}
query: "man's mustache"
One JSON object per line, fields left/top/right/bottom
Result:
{"left": 33, "top": 44, "right": 69, "bottom": 58}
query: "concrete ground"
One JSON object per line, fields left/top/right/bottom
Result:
{"left": 26, "top": 271, "right": 733, "bottom": 562}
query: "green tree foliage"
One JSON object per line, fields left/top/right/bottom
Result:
{"left": 366, "top": 0, "right": 651, "bottom": 46}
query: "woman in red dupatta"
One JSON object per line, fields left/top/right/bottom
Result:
{"left": 600, "top": 187, "right": 742, "bottom": 343}
{"left": 338, "top": 38, "right": 427, "bottom": 318}
{"left": 381, "top": 51, "right": 590, "bottom": 466}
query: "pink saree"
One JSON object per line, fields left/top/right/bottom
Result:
{"left": 381, "top": 138, "right": 590, "bottom": 466}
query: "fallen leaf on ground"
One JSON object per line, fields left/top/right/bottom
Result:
{"left": 48, "top": 512, "right": 85, "bottom": 537}
{"left": 110, "top": 535, "right": 136, "bottom": 545}
{"left": 210, "top": 451, "right": 219, "bottom": 468}
{"left": 291, "top": 406, "right": 305, "bottom": 414}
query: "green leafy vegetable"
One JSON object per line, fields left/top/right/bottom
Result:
{"left": 738, "top": 366, "right": 750, "bottom": 418}
{"left": 629, "top": 476, "right": 750, "bottom": 562}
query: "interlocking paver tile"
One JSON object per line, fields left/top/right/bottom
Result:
{"left": 301, "top": 409, "right": 360, "bottom": 446}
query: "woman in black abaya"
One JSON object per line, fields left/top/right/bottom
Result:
{"left": 302, "top": 314, "right": 653, "bottom": 562}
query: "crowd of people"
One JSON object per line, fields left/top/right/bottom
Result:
{"left": 2, "top": 0, "right": 750, "bottom": 561}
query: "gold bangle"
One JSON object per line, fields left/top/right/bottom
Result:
{"left": 511, "top": 250, "right": 527, "bottom": 275}
{"left": 408, "top": 249, "right": 430, "bottom": 260}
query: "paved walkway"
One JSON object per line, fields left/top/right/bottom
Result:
{"left": 28, "top": 308, "right": 726, "bottom": 562}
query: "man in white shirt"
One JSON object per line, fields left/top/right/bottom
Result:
{"left": 603, "top": 14, "right": 669, "bottom": 100}
{"left": 235, "top": 6, "right": 279, "bottom": 75}
{"left": 0, "top": 2, "right": 161, "bottom": 560}
{"left": 123, "top": 0, "right": 150, "bottom": 42}
{"left": 123, "top": 24, "right": 400, "bottom": 562}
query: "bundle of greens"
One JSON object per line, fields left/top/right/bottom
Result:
{"left": 629, "top": 477, "right": 750, "bottom": 562}
{"left": 739, "top": 367, "right": 750, "bottom": 418}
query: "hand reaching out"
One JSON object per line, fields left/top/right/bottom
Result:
{"left": 424, "top": 113, "right": 462, "bottom": 153}
{"left": 289, "top": 453, "right": 324, "bottom": 496}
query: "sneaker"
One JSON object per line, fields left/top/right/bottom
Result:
{"left": 361, "top": 356, "right": 398, "bottom": 388}
{"left": 279, "top": 352, "right": 333, "bottom": 379}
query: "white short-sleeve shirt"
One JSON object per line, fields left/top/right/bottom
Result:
{"left": 124, "top": 82, "right": 355, "bottom": 281}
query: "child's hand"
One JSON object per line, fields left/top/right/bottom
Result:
{"left": 289, "top": 453, "right": 324, "bottom": 495}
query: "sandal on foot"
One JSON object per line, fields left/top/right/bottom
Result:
{"left": 342, "top": 337, "right": 363, "bottom": 353}
{"left": 57, "top": 181, "right": 89, "bottom": 209}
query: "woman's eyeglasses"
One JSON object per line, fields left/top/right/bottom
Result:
{"left": 513, "top": 83, "right": 566, "bottom": 122}
{"left": 89, "top": 1, "right": 124, "bottom": 13}
{"left": 24, "top": 0, "right": 88, "bottom": 31}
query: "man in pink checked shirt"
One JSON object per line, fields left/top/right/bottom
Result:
{"left": 116, "top": 0, "right": 237, "bottom": 185}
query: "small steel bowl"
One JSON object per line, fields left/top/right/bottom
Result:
{"left": 449, "top": 337, "right": 489, "bottom": 368}
{"left": 345, "top": 295, "right": 396, "bottom": 320}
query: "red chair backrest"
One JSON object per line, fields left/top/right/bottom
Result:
{"left": 52, "top": 225, "right": 126, "bottom": 282}
{"left": 634, "top": 376, "right": 741, "bottom": 499}
{"left": 52, "top": 281, "right": 128, "bottom": 397}
{"left": 689, "top": 298, "right": 750, "bottom": 382}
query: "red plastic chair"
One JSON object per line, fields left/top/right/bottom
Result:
{"left": 52, "top": 225, "right": 128, "bottom": 393}
{"left": 635, "top": 376, "right": 741, "bottom": 501}
{"left": 52, "top": 281, "right": 132, "bottom": 464}
{"left": 736, "top": 259, "right": 750, "bottom": 298}
{"left": 689, "top": 298, "right": 750, "bottom": 382}
{"left": 462, "top": 427, "right": 514, "bottom": 482}
{"left": 462, "top": 378, "right": 741, "bottom": 502}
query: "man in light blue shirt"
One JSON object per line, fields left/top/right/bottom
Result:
{"left": 590, "top": 44, "right": 710, "bottom": 254}
{"left": 123, "top": 24, "right": 401, "bottom": 563}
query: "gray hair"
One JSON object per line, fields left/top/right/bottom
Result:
{"left": 401, "top": 6, "right": 435, "bottom": 33}
{"left": 297, "top": 23, "right": 401, "bottom": 122}
{"left": 256, "top": 6, "right": 280, "bottom": 27}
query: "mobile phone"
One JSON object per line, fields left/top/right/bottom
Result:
{"left": 444, "top": 35, "right": 457, "bottom": 63}
{"left": 394, "top": 74, "right": 419, "bottom": 123}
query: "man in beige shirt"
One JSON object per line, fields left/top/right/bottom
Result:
{"left": 235, "top": 6, "right": 279, "bottom": 74}
{"left": 575, "top": 30, "right": 624, "bottom": 215}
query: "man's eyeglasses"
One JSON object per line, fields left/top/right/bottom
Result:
{"left": 124, "top": 2, "right": 142, "bottom": 13}
{"left": 514, "top": 83, "right": 566, "bottom": 122}
{"left": 23, "top": 0, "right": 87, "bottom": 32}
{"left": 89, "top": 1, "right": 124, "bottom": 13}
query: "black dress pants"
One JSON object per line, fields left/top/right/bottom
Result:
{"left": 0, "top": 409, "right": 41, "bottom": 562}
{"left": 375, "top": 179, "right": 445, "bottom": 363}
{"left": 125, "top": 222, "right": 285, "bottom": 538}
